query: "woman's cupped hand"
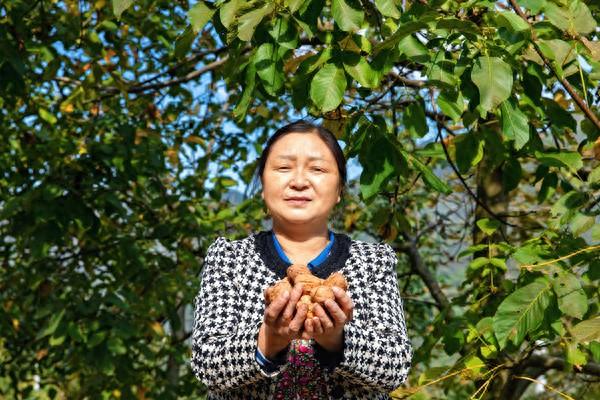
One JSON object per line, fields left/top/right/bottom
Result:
{"left": 257, "top": 283, "right": 354, "bottom": 358}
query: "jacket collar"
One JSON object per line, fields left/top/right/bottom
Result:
{"left": 253, "top": 230, "right": 352, "bottom": 279}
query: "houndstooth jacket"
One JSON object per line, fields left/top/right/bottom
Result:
{"left": 191, "top": 230, "right": 412, "bottom": 399}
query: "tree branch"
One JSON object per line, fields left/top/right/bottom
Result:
{"left": 507, "top": 0, "right": 600, "bottom": 131}
{"left": 523, "top": 355, "right": 600, "bottom": 377}
{"left": 395, "top": 236, "right": 451, "bottom": 312}
{"left": 106, "top": 56, "right": 229, "bottom": 96}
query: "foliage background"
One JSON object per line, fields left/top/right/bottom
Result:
{"left": 1, "top": 0, "right": 599, "bottom": 399}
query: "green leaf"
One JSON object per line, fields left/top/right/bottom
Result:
{"left": 400, "top": 149, "right": 452, "bottom": 195}
{"left": 437, "top": 90, "right": 464, "bottom": 121}
{"left": 302, "top": 47, "right": 333, "bottom": 74}
{"left": 566, "top": 341, "right": 587, "bottom": 366}
{"left": 331, "top": 0, "right": 364, "bottom": 32}
{"left": 500, "top": 100, "right": 529, "bottom": 150}
{"left": 543, "top": 98, "right": 576, "bottom": 131}
{"left": 107, "top": 336, "right": 127, "bottom": 355}
{"left": 537, "top": 39, "right": 576, "bottom": 72}
{"left": 535, "top": 150, "right": 583, "bottom": 172}
{"left": 67, "top": 322, "right": 86, "bottom": 343}
{"left": 470, "top": 257, "right": 492, "bottom": 271}
{"left": 592, "top": 224, "right": 600, "bottom": 242}
{"left": 493, "top": 277, "right": 553, "bottom": 349}
{"left": 403, "top": 102, "right": 427, "bottom": 137}
{"left": 502, "top": 156, "right": 522, "bottom": 192}
{"left": 237, "top": 4, "right": 275, "bottom": 41}
{"left": 589, "top": 166, "right": 600, "bottom": 184}
{"left": 375, "top": 0, "right": 401, "bottom": 19}
{"left": 113, "top": 0, "right": 134, "bottom": 19}
{"left": 552, "top": 272, "right": 588, "bottom": 320}
{"left": 343, "top": 56, "right": 380, "bottom": 88}
{"left": 39, "top": 108, "right": 57, "bottom": 125}
{"left": 569, "top": 213, "right": 595, "bottom": 236}
{"left": 36, "top": 309, "right": 66, "bottom": 340}
{"left": 513, "top": 242, "right": 552, "bottom": 264}
{"left": 457, "top": 244, "right": 489, "bottom": 259}
{"left": 495, "top": 11, "right": 530, "bottom": 34}
{"left": 571, "top": 318, "right": 600, "bottom": 343}
{"left": 591, "top": 342, "right": 600, "bottom": 362}
{"left": 397, "top": 35, "right": 428, "bottom": 62}
{"left": 544, "top": 0, "right": 596, "bottom": 36}
{"left": 373, "top": 21, "right": 426, "bottom": 54}
{"left": 436, "top": 18, "right": 479, "bottom": 34}
{"left": 233, "top": 62, "right": 256, "bottom": 121}
{"left": 455, "top": 132, "right": 484, "bottom": 173}
{"left": 87, "top": 331, "right": 106, "bottom": 348}
{"left": 520, "top": 0, "right": 546, "bottom": 14}
{"left": 285, "top": 0, "right": 305, "bottom": 13}
{"left": 463, "top": 355, "right": 486, "bottom": 379}
{"left": 188, "top": 2, "right": 215, "bottom": 33}
{"left": 359, "top": 134, "right": 405, "bottom": 200}
{"left": 254, "top": 43, "right": 284, "bottom": 95}
{"left": 471, "top": 56, "right": 513, "bottom": 114}
{"left": 310, "top": 63, "right": 347, "bottom": 112}
{"left": 428, "top": 59, "right": 459, "bottom": 87}
{"left": 220, "top": 0, "right": 245, "bottom": 29}
{"left": 537, "top": 172, "right": 557, "bottom": 203}
{"left": 174, "top": 26, "right": 195, "bottom": 59}
{"left": 550, "top": 191, "right": 588, "bottom": 217}
{"left": 477, "top": 218, "right": 501, "bottom": 236}
{"left": 49, "top": 334, "right": 65, "bottom": 346}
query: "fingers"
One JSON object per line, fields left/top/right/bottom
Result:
{"left": 311, "top": 317, "right": 324, "bottom": 335}
{"left": 303, "top": 318, "right": 313, "bottom": 340}
{"left": 312, "top": 303, "right": 334, "bottom": 330}
{"left": 288, "top": 303, "right": 307, "bottom": 338}
{"left": 332, "top": 286, "right": 354, "bottom": 321}
{"left": 323, "top": 298, "right": 348, "bottom": 325}
{"left": 264, "top": 290, "right": 290, "bottom": 325}
{"left": 281, "top": 283, "right": 304, "bottom": 321}
{"left": 302, "top": 317, "right": 323, "bottom": 338}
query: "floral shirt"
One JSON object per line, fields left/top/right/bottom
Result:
{"left": 274, "top": 339, "right": 329, "bottom": 399}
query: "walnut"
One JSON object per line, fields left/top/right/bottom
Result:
{"left": 294, "top": 274, "right": 323, "bottom": 293}
{"left": 324, "top": 272, "right": 348, "bottom": 292}
{"left": 296, "top": 295, "right": 314, "bottom": 319}
{"left": 286, "top": 264, "right": 312, "bottom": 282}
{"left": 265, "top": 267, "right": 348, "bottom": 322}
{"left": 264, "top": 278, "right": 292, "bottom": 305}
{"left": 310, "top": 285, "right": 335, "bottom": 303}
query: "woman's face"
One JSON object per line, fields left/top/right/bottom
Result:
{"left": 261, "top": 132, "right": 341, "bottom": 227}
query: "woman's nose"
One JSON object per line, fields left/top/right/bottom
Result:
{"left": 290, "top": 171, "right": 309, "bottom": 187}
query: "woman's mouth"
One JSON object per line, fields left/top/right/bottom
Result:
{"left": 285, "top": 198, "right": 311, "bottom": 205}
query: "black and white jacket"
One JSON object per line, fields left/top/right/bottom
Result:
{"left": 191, "top": 230, "right": 412, "bottom": 399}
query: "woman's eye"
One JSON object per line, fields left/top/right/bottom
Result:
{"left": 277, "top": 166, "right": 290, "bottom": 170}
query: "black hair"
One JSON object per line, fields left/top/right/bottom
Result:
{"left": 250, "top": 120, "right": 347, "bottom": 197}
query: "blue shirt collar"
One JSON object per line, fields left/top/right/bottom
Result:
{"left": 271, "top": 230, "right": 335, "bottom": 272}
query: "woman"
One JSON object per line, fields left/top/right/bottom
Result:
{"left": 191, "top": 120, "right": 412, "bottom": 399}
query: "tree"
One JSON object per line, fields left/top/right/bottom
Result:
{"left": 1, "top": 0, "right": 599, "bottom": 399}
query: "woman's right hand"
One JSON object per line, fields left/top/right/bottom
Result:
{"left": 257, "top": 283, "right": 307, "bottom": 359}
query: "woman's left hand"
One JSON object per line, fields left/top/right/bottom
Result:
{"left": 302, "top": 286, "right": 354, "bottom": 352}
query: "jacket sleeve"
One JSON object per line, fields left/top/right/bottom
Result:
{"left": 190, "top": 236, "right": 274, "bottom": 392}
{"left": 332, "top": 242, "right": 412, "bottom": 392}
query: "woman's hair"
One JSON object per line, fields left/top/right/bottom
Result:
{"left": 250, "top": 120, "right": 347, "bottom": 197}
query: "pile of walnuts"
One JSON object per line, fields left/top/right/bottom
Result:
{"left": 265, "top": 264, "right": 348, "bottom": 319}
